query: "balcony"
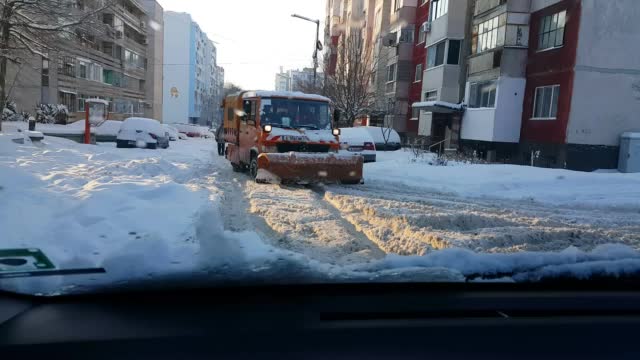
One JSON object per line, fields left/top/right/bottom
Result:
{"left": 461, "top": 76, "right": 525, "bottom": 143}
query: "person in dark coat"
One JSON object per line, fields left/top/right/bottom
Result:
{"left": 216, "top": 125, "right": 225, "bottom": 156}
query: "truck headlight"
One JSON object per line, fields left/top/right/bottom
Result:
{"left": 263, "top": 124, "right": 272, "bottom": 133}
{"left": 332, "top": 128, "right": 340, "bottom": 136}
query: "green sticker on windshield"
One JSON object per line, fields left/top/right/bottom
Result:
{"left": 0, "top": 249, "right": 55, "bottom": 273}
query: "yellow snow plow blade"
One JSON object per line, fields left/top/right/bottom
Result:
{"left": 256, "top": 152, "right": 363, "bottom": 184}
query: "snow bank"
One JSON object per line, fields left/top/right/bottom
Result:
{"left": 360, "top": 244, "right": 640, "bottom": 282}
{"left": 0, "top": 136, "right": 227, "bottom": 294}
{"left": 367, "top": 150, "right": 640, "bottom": 210}
{"left": 3, "top": 120, "right": 122, "bottom": 136}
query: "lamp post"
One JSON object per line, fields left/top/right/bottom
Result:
{"left": 291, "top": 14, "right": 322, "bottom": 88}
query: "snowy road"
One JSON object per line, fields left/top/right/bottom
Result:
{"left": 3, "top": 133, "right": 640, "bottom": 294}
{"left": 202, "top": 143, "right": 640, "bottom": 263}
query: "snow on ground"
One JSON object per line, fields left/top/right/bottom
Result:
{"left": 367, "top": 150, "right": 640, "bottom": 210}
{"left": 322, "top": 150, "right": 640, "bottom": 256}
{"left": 2, "top": 134, "right": 640, "bottom": 295}
{"left": 3, "top": 120, "right": 123, "bottom": 136}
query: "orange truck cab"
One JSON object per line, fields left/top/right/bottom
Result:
{"left": 222, "top": 90, "right": 363, "bottom": 184}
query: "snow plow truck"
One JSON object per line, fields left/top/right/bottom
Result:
{"left": 222, "top": 90, "right": 363, "bottom": 184}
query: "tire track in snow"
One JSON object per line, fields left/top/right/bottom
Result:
{"left": 244, "top": 182, "right": 385, "bottom": 265}
{"left": 324, "top": 184, "right": 640, "bottom": 255}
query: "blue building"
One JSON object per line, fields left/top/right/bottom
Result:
{"left": 163, "top": 11, "right": 224, "bottom": 126}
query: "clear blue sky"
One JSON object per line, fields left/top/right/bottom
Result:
{"left": 156, "top": 0, "right": 325, "bottom": 90}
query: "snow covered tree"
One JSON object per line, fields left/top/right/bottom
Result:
{"left": 323, "top": 32, "right": 376, "bottom": 128}
{"left": 35, "top": 103, "right": 68, "bottom": 124}
{"left": 1, "top": 100, "right": 31, "bottom": 121}
{"left": 0, "top": 0, "right": 114, "bottom": 131}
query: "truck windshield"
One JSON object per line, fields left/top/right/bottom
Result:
{"left": 259, "top": 98, "right": 331, "bottom": 130}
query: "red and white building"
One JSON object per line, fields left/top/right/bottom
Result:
{"left": 519, "top": 0, "right": 640, "bottom": 170}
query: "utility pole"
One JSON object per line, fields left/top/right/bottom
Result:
{"left": 292, "top": 14, "right": 322, "bottom": 88}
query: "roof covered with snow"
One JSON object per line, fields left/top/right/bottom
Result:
{"left": 246, "top": 90, "right": 330, "bottom": 102}
{"left": 621, "top": 132, "right": 640, "bottom": 139}
{"left": 412, "top": 101, "right": 465, "bottom": 113}
{"left": 85, "top": 98, "right": 110, "bottom": 106}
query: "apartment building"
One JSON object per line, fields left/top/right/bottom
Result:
{"left": 273, "top": 67, "right": 316, "bottom": 92}
{"left": 381, "top": 0, "right": 419, "bottom": 135}
{"left": 162, "top": 11, "right": 225, "bottom": 127}
{"left": 8, "top": 0, "right": 164, "bottom": 122}
{"left": 458, "top": 0, "right": 531, "bottom": 161}
{"left": 413, "top": 0, "right": 470, "bottom": 149}
{"left": 275, "top": 67, "right": 291, "bottom": 91}
{"left": 407, "top": 0, "right": 430, "bottom": 137}
{"left": 519, "top": 0, "right": 640, "bottom": 170}
{"left": 456, "top": 0, "right": 640, "bottom": 170}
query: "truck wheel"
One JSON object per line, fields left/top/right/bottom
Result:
{"left": 231, "top": 163, "right": 243, "bottom": 172}
{"left": 249, "top": 157, "right": 258, "bottom": 179}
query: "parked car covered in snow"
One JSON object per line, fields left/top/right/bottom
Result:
{"left": 360, "top": 126, "right": 402, "bottom": 151}
{"left": 117, "top": 117, "right": 169, "bottom": 149}
{"left": 339, "top": 127, "right": 377, "bottom": 163}
{"left": 163, "top": 124, "right": 179, "bottom": 141}
{"left": 175, "top": 124, "right": 203, "bottom": 138}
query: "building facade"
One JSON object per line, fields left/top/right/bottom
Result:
{"left": 519, "top": 0, "right": 640, "bottom": 170}
{"left": 7, "top": 0, "right": 164, "bottom": 123}
{"left": 273, "top": 67, "right": 316, "bottom": 92}
{"left": 412, "top": 0, "right": 470, "bottom": 151}
{"left": 327, "top": 0, "right": 640, "bottom": 169}
{"left": 459, "top": 0, "right": 530, "bottom": 161}
{"left": 163, "top": 11, "right": 224, "bottom": 127}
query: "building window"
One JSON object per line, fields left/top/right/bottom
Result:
{"left": 427, "top": 41, "right": 446, "bottom": 68}
{"left": 447, "top": 40, "right": 461, "bottom": 64}
{"left": 89, "top": 64, "right": 103, "bottom": 82}
{"left": 77, "top": 95, "right": 86, "bottom": 112}
{"left": 424, "top": 90, "right": 438, "bottom": 101}
{"left": 387, "top": 63, "right": 396, "bottom": 82}
{"left": 532, "top": 85, "right": 560, "bottom": 119}
{"left": 411, "top": 107, "right": 421, "bottom": 119}
{"left": 58, "top": 56, "right": 76, "bottom": 77}
{"left": 41, "top": 58, "right": 49, "bottom": 87}
{"left": 469, "top": 81, "right": 497, "bottom": 108}
{"left": 538, "top": 10, "right": 566, "bottom": 50}
{"left": 414, "top": 63, "right": 423, "bottom": 82}
{"left": 472, "top": 14, "right": 506, "bottom": 54}
{"left": 78, "top": 60, "right": 88, "bottom": 79}
{"left": 59, "top": 92, "right": 76, "bottom": 112}
{"left": 399, "top": 27, "right": 414, "bottom": 43}
{"left": 430, "top": 0, "right": 448, "bottom": 20}
{"left": 394, "top": 0, "right": 401, "bottom": 12}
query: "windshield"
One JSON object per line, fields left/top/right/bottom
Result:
{"left": 260, "top": 98, "right": 330, "bottom": 130}
{"left": 1, "top": 0, "right": 640, "bottom": 297}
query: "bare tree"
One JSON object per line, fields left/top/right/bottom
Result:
{"left": 0, "top": 0, "right": 112, "bottom": 131}
{"left": 223, "top": 82, "right": 243, "bottom": 97}
{"left": 323, "top": 31, "right": 376, "bottom": 128}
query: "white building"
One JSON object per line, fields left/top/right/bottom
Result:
{"left": 163, "top": 11, "right": 224, "bottom": 126}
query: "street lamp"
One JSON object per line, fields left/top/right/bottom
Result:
{"left": 291, "top": 13, "right": 322, "bottom": 88}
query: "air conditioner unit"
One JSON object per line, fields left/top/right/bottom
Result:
{"left": 115, "top": 31, "right": 123, "bottom": 39}
{"left": 140, "top": 21, "right": 147, "bottom": 29}
{"left": 143, "top": 38, "right": 149, "bottom": 45}
{"left": 422, "top": 22, "right": 432, "bottom": 33}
